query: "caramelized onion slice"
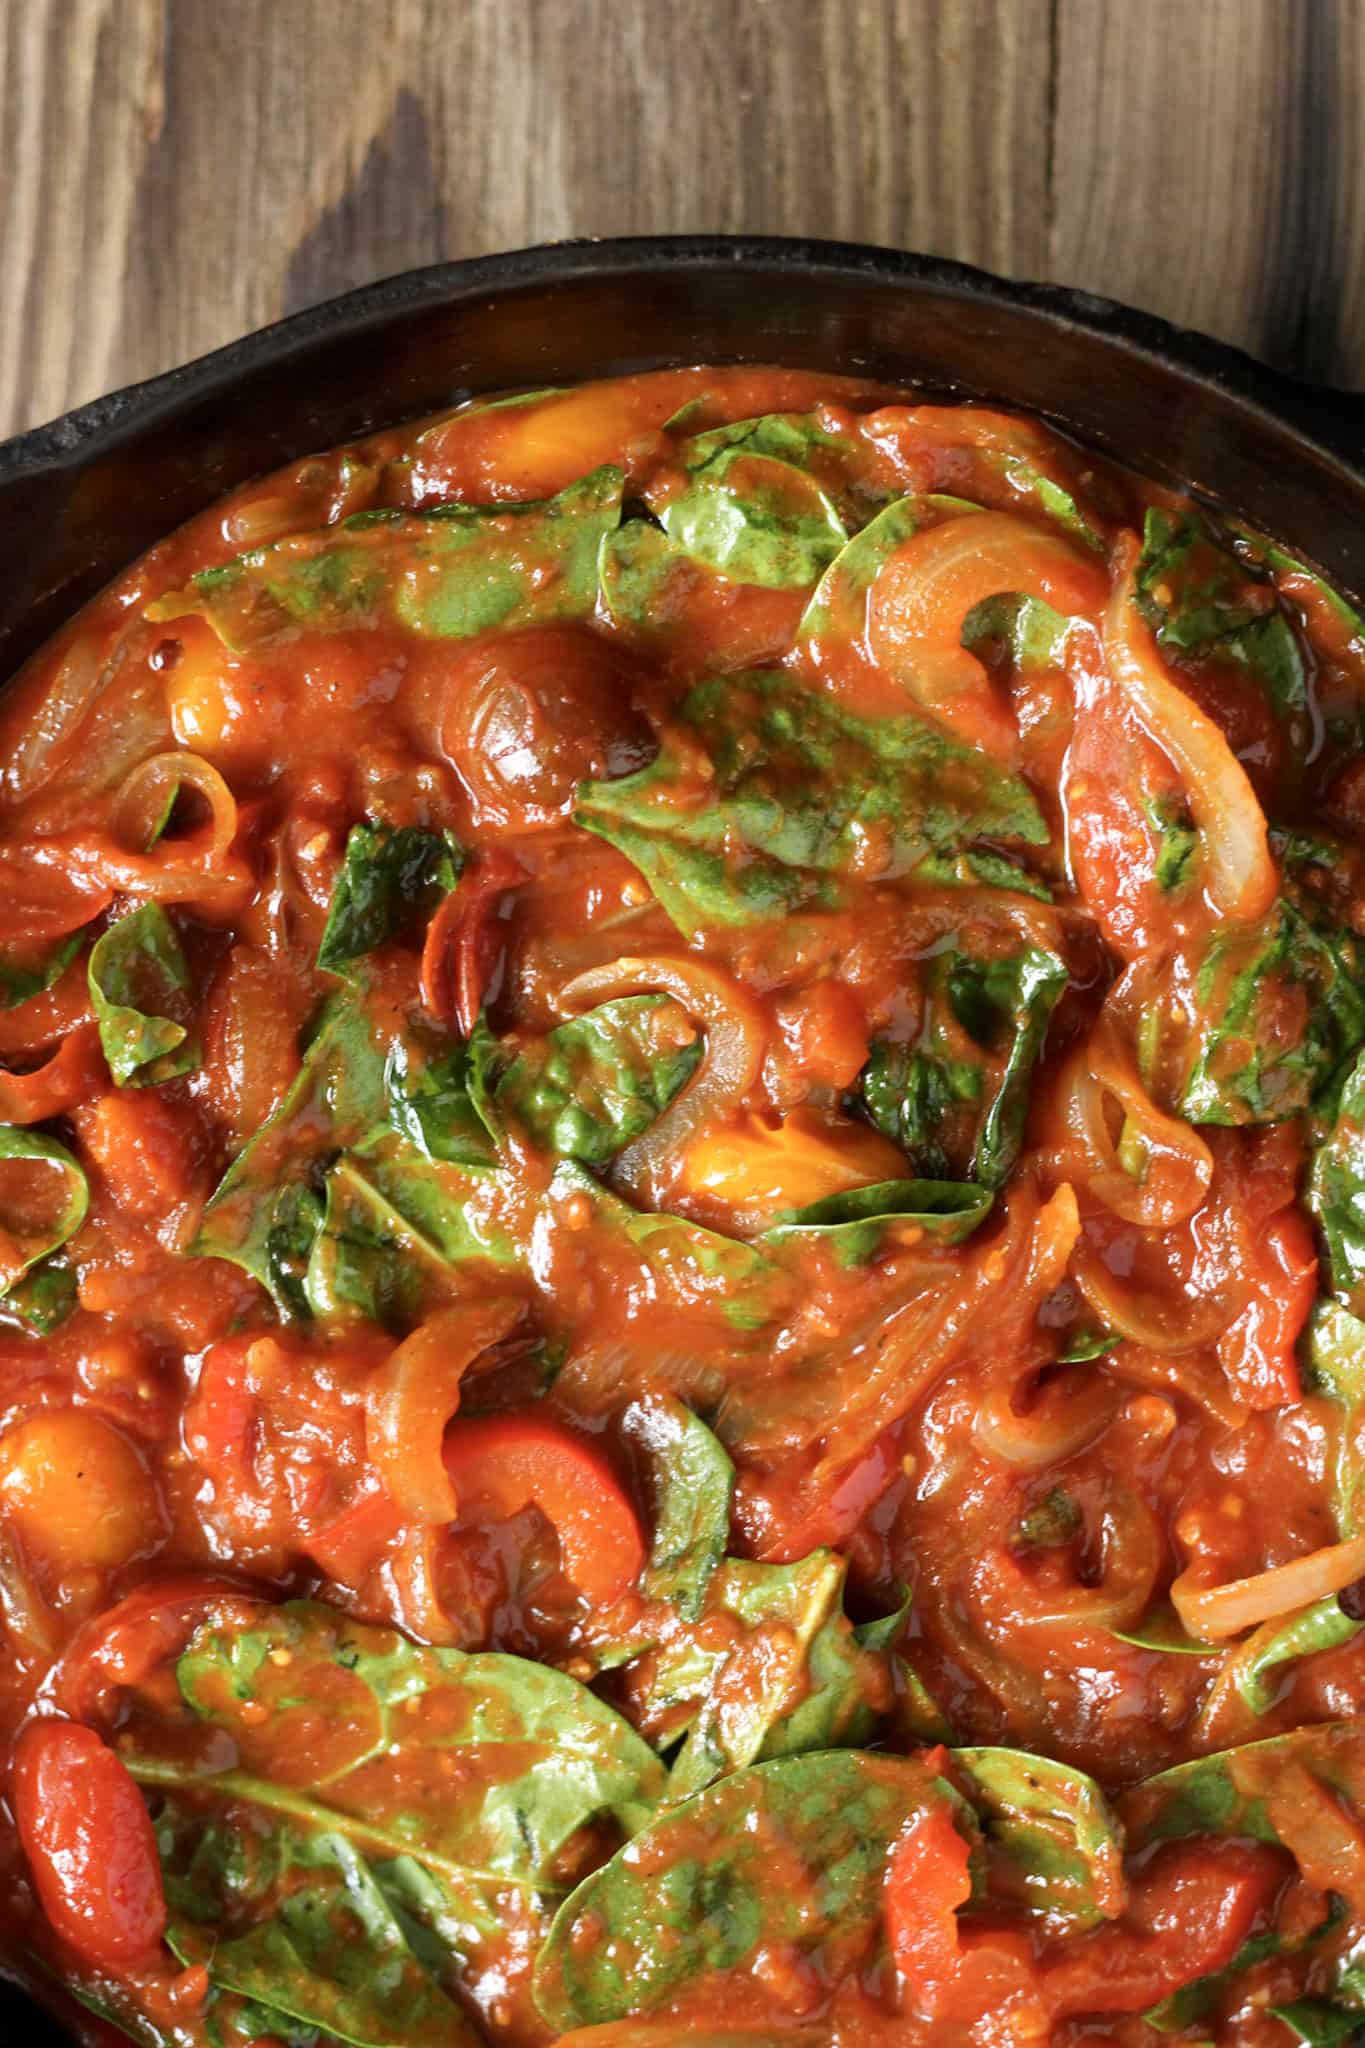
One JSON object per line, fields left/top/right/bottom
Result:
{"left": 1104, "top": 533, "right": 1276, "bottom": 922}
{"left": 559, "top": 955, "right": 765, "bottom": 1209}
{"left": 113, "top": 750, "right": 239, "bottom": 864}
{"left": 365, "top": 1298, "right": 524, "bottom": 1524}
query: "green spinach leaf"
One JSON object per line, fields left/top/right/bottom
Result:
{"left": 191, "top": 990, "right": 393, "bottom": 1307}
{"left": 1270, "top": 2001, "right": 1365, "bottom": 2046}
{"left": 952, "top": 1746, "right": 1123, "bottom": 1929}
{"left": 1305, "top": 1301, "right": 1365, "bottom": 1534}
{"left": 627, "top": 1395, "right": 735, "bottom": 1622}
{"left": 317, "top": 823, "right": 463, "bottom": 978}
{"left": 494, "top": 997, "right": 701, "bottom": 1166}
{"left": 532, "top": 1750, "right": 966, "bottom": 2030}
{"left": 87, "top": 904, "right": 199, "bottom": 1087}
{"left": 127, "top": 1601, "right": 665, "bottom": 2046}
{"left": 1136, "top": 508, "right": 1308, "bottom": 733}
{"left": 384, "top": 1024, "right": 499, "bottom": 1170}
{"left": 1234, "top": 1596, "right": 1362, "bottom": 1716}
{"left": 0, "top": 1127, "right": 89, "bottom": 1306}
{"left": 576, "top": 669, "right": 1049, "bottom": 937}
{"left": 1122, "top": 1720, "right": 1365, "bottom": 1853}
{"left": 148, "top": 466, "right": 624, "bottom": 652}
{"left": 761, "top": 1177, "right": 993, "bottom": 1266}
{"left": 0, "top": 928, "right": 85, "bottom": 1010}
{"left": 1169, "top": 900, "right": 1365, "bottom": 1125}
{"left": 861, "top": 943, "right": 1066, "bottom": 1188}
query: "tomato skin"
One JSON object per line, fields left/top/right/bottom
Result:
{"left": 1217, "top": 1207, "right": 1317, "bottom": 1409}
{"left": 1039, "top": 1838, "right": 1282, "bottom": 2019}
{"left": 443, "top": 1413, "right": 645, "bottom": 1606}
{"left": 12, "top": 1720, "right": 167, "bottom": 1971}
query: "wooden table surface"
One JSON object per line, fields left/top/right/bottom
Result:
{"left": 2, "top": 0, "right": 1363, "bottom": 440}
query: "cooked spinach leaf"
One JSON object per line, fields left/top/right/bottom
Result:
{"left": 861, "top": 943, "right": 1065, "bottom": 1187}
{"left": 1169, "top": 900, "right": 1365, "bottom": 1125}
{"left": 304, "top": 1138, "right": 515, "bottom": 1328}
{"left": 627, "top": 1395, "right": 735, "bottom": 1622}
{"left": 384, "top": 1024, "right": 499, "bottom": 1170}
{"left": 148, "top": 466, "right": 624, "bottom": 652}
{"left": 494, "top": 997, "right": 701, "bottom": 1166}
{"left": 1136, "top": 507, "right": 1308, "bottom": 732}
{"left": 1313, "top": 1050, "right": 1365, "bottom": 1312}
{"left": 0, "top": 928, "right": 84, "bottom": 1010}
{"left": 1234, "top": 1596, "right": 1361, "bottom": 1716}
{"left": 87, "top": 904, "right": 199, "bottom": 1087}
{"left": 532, "top": 1749, "right": 965, "bottom": 2030}
{"left": 761, "top": 1177, "right": 994, "bottom": 1266}
{"left": 952, "top": 1746, "right": 1123, "bottom": 1929}
{"left": 126, "top": 1601, "right": 665, "bottom": 2046}
{"left": 576, "top": 669, "right": 1049, "bottom": 937}
{"left": 1122, "top": 1719, "right": 1365, "bottom": 1853}
{"left": 0, "top": 1127, "right": 89, "bottom": 1306}
{"left": 1270, "top": 2000, "right": 1365, "bottom": 2046}
{"left": 317, "top": 823, "right": 463, "bottom": 979}
{"left": 1303, "top": 1302, "right": 1365, "bottom": 1536}
{"left": 191, "top": 991, "right": 392, "bottom": 1307}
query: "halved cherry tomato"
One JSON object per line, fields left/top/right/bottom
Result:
{"left": 443, "top": 1413, "right": 645, "bottom": 1605}
{"left": 420, "top": 851, "right": 525, "bottom": 1036}
{"left": 12, "top": 1719, "right": 167, "bottom": 1970}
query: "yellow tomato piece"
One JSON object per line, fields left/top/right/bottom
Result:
{"left": 162, "top": 618, "right": 239, "bottom": 754}
{"left": 678, "top": 1106, "right": 907, "bottom": 1214}
{"left": 0, "top": 1411, "right": 161, "bottom": 1574}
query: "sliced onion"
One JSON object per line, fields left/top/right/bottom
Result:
{"left": 1172, "top": 1533, "right": 1365, "bottom": 1642}
{"left": 1104, "top": 533, "right": 1276, "bottom": 922}
{"left": 1060, "top": 1021, "right": 1213, "bottom": 1230}
{"left": 974, "top": 1364, "right": 1118, "bottom": 1468}
{"left": 5, "top": 634, "right": 109, "bottom": 800}
{"left": 113, "top": 750, "right": 239, "bottom": 864}
{"left": 365, "top": 1298, "right": 523, "bottom": 1524}
{"left": 559, "top": 955, "right": 765, "bottom": 1209}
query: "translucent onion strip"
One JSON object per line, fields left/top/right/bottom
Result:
{"left": 113, "top": 751, "right": 239, "bottom": 864}
{"left": 973, "top": 1365, "right": 1118, "bottom": 1468}
{"left": 365, "top": 1297, "right": 524, "bottom": 1524}
{"left": 1059, "top": 1021, "right": 1213, "bottom": 1230}
{"left": 1104, "top": 533, "right": 1276, "bottom": 922}
{"left": 559, "top": 955, "right": 765, "bottom": 1209}
{"left": 1172, "top": 1534, "right": 1365, "bottom": 1642}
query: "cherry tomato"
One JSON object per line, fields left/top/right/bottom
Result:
{"left": 443, "top": 1413, "right": 645, "bottom": 1605}
{"left": 12, "top": 1719, "right": 167, "bottom": 1970}
{"left": 440, "top": 625, "right": 654, "bottom": 833}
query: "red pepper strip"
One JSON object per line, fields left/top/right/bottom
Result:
{"left": 443, "top": 1412, "right": 645, "bottom": 1606}
{"left": 0, "top": 1023, "right": 104, "bottom": 1124}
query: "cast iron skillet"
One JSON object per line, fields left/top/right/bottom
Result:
{"left": 1, "top": 233, "right": 1364, "bottom": 2043}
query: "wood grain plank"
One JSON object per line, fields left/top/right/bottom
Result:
{"left": 0, "top": 0, "right": 1052, "bottom": 437}
{"left": 2, "top": 0, "right": 1363, "bottom": 442}
{"left": 1051, "top": 0, "right": 1365, "bottom": 388}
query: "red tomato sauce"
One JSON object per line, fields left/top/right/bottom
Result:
{"left": 0, "top": 368, "right": 1364, "bottom": 2045}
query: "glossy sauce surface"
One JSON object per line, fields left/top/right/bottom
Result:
{"left": 1, "top": 368, "right": 1365, "bottom": 2046}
